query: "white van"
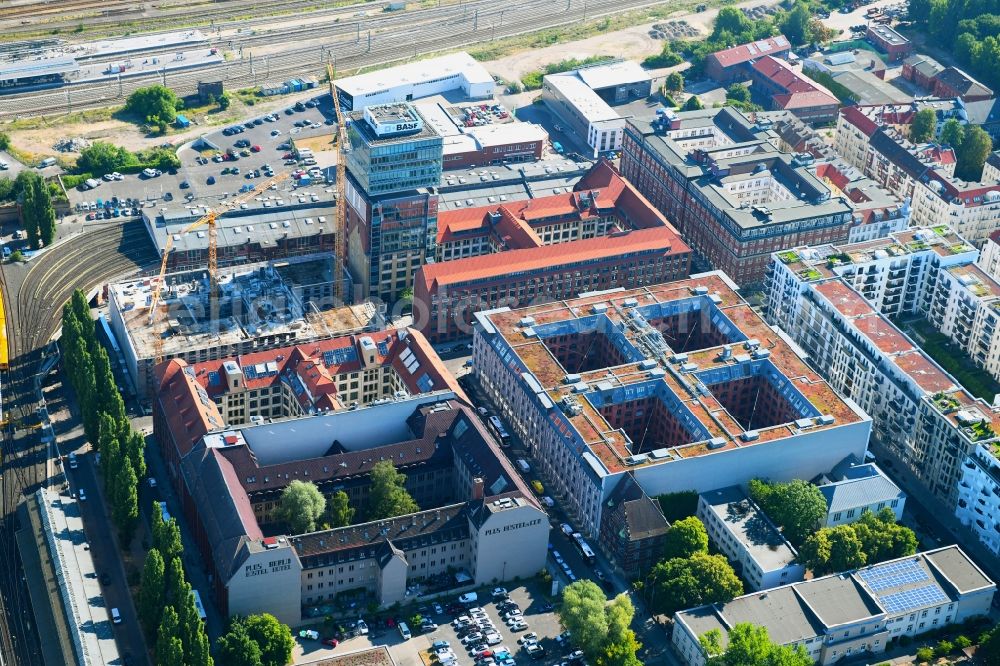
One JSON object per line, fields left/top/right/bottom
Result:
{"left": 38, "top": 157, "right": 56, "bottom": 168}
{"left": 111, "top": 607, "right": 121, "bottom": 624}
{"left": 515, "top": 459, "right": 530, "bottom": 474}
{"left": 398, "top": 621, "right": 411, "bottom": 640}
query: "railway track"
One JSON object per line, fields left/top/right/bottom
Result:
{"left": 0, "top": 0, "right": 670, "bottom": 118}
{"left": 0, "top": 220, "right": 156, "bottom": 666}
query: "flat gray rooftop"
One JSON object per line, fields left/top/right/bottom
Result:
{"left": 0, "top": 56, "right": 78, "bottom": 79}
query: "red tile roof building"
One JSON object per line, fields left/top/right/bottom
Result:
{"left": 414, "top": 161, "right": 691, "bottom": 342}
{"left": 704, "top": 35, "right": 792, "bottom": 84}
{"left": 749, "top": 56, "right": 840, "bottom": 125}
{"left": 153, "top": 327, "right": 464, "bottom": 481}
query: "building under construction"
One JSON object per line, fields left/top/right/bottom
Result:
{"left": 108, "top": 256, "right": 383, "bottom": 400}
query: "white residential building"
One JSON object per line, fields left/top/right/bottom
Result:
{"left": 764, "top": 260, "right": 1000, "bottom": 506}
{"left": 816, "top": 457, "right": 905, "bottom": 527}
{"left": 673, "top": 546, "right": 995, "bottom": 666}
{"left": 697, "top": 486, "right": 805, "bottom": 591}
{"left": 957, "top": 443, "right": 1000, "bottom": 556}
{"left": 977, "top": 229, "right": 1000, "bottom": 282}
{"left": 909, "top": 171, "right": 1000, "bottom": 245}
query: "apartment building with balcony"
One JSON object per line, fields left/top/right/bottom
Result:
{"left": 956, "top": 443, "right": 1000, "bottom": 556}
{"left": 909, "top": 170, "right": 1000, "bottom": 246}
{"left": 764, "top": 255, "right": 1000, "bottom": 505}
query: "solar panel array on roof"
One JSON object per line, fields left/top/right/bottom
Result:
{"left": 323, "top": 346, "right": 358, "bottom": 367}
{"left": 208, "top": 371, "right": 221, "bottom": 386}
{"left": 417, "top": 373, "right": 434, "bottom": 392}
{"left": 858, "top": 559, "right": 928, "bottom": 591}
{"left": 377, "top": 340, "right": 390, "bottom": 356}
{"left": 879, "top": 584, "right": 949, "bottom": 613}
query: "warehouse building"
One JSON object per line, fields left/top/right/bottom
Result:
{"left": 865, "top": 24, "right": 914, "bottom": 63}
{"left": 472, "top": 272, "right": 871, "bottom": 535}
{"left": 112, "top": 258, "right": 382, "bottom": 400}
{"left": 703, "top": 35, "right": 792, "bottom": 84}
{"left": 749, "top": 56, "right": 840, "bottom": 125}
{"left": 542, "top": 73, "right": 626, "bottom": 157}
{"left": 673, "top": 546, "right": 994, "bottom": 666}
{"left": 335, "top": 52, "right": 495, "bottom": 111}
{"left": 174, "top": 393, "right": 549, "bottom": 626}
{"left": 620, "top": 107, "right": 854, "bottom": 286}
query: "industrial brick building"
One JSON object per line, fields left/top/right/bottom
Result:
{"left": 673, "top": 546, "right": 994, "bottom": 666}
{"left": 413, "top": 161, "right": 691, "bottom": 342}
{"left": 472, "top": 273, "right": 871, "bottom": 536}
{"left": 703, "top": 35, "right": 792, "bottom": 84}
{"left": 748, "top": 56, "right": 840, "bottom": 125}
{"left": 865, "top": 24, "right": 914, "bottom": 63}
{"left": 620, "top": 107, "right": 855, "bottom": 286}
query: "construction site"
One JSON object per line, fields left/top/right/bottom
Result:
{"left": 107, "top": 257, "right": 383, "bottom": 401}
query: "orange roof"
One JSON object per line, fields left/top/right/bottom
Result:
{"left": 419, "top": 227, "right": 689, "bottom": 289}
{"left": 815, "top": 280, "right": 874, "bottom": 318}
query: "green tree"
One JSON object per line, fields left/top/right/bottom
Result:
{"left": 935, "top": 640, "right": 955, "bottom": 657}
{"left": 177, "top": 584, "right": 210, "bottom": 666}
{"left": 596, "top": 629, "right": 643, "bottom": 666}
{"left": 726, "top": 83, "right": 752, "bottom": 104}
{"left": 125, "top": 84, "right": 182, "bottom": 125}
{"left": 243, "top": 613, "right": 295, "bottom": 666}
{"left": 910, "top": 107, "right": 937, "bottom": 142}
{"left": 367, "top": 460, "right": 419, "bottom": 520}
{"left": 76, "top": 141, "right": 138, "bottom": 177}
{"left": 324, "top": 490, "right": 355, "bottom": 528}
{"left": 748, "top": 478, "right": 825, "bottom": 545}
{"left": 828, "top": 524, "right": 866, "bottom": 571}
{"left": 700, "top": 629, "right": 724, "bottom": 657}
{"left": 780, "top": 2, "right": 814, "bottom": 45}
{"left": 93, "top": 346, "right": 126, "bottom": 424}
{"left": 559, "top": 581, "right": 610, "bottom": 658}
{"left": 0, "top": 132, "right": 9, "bottom": 151}
{"left": 956, "top": 125, "right": 993, "bottom": 181}
{"left": 161, "top": 637, "right": 185, "bottom": 666}
{"left": 916, "top": 647, "right": 934, "bottom": 662}
{"left": 139, "top": 548, "right": 165, "bottom": 636}
{"left": 17, "top": 170, "right": 52, "bottom": 249}
{"left": 154, "top": 509, "right": 184, "bottom": 563}
{"left": 940, "top": 118, "right": 965, "bottom": 149}
{"left": 799, "top": 529, "right": 832, "bottom": 572}
{"left": 713, "top": 7, "right": 754, "bottom": 40}
{"left": 157, "top": 606, "right": 182, "bottom": 666}
{"left": 647, "top": 552, "right": 743, "bottom": 616}
{"left": 99, "top": 417, "right": 121, "bottom": 489}
{"left": 111, "top": 454, "right": 139, "bottom": 541}
{"left": 665, "top": 72, "right": 685, "bottom": 94}
{"left": 980, "top": 624, "right": 1000, "bottom": 666}
{"left": 682, "top": 95, "right": 704, "bottom": 111}
{"left": 218, "top": 92, "right": 232, "bottom": 110}
{"left": 706, "top": 623, "right": 812, "bottom": 666}
{"left": 276, "top": 480, "right": 326, "bottom": 534}
{"left": 606, "top": 594, "right": 634, "bottom": 644}
{"left": 662, "top": 516, "right": 709, "bottom": 560}
{"left": 909, "top": 0, "right": 933, "bottom": 23}
{"left": 123, "top": 428, "right": 147, "bottom": 482}
{"left": 166, "top": 556, "right": 186, "bottom": 609}
{"left": 217, "top": 622, "right": 264, "bottom": 666}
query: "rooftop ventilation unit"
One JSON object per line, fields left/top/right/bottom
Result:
{"left": 817, "top": 414, "right": 835, "bottom": 425}
{"left": 564, "top": 373, "right": 582, "bottom": 384}
{"left": 671, "top": 353, "right": 689, "bottom": 364}
{"left": 741, "top": 430, "right": 760, "bottom": 442}
{"left": 751, "top": 349, "right": 771, "bottom": 359}
{"left": 592, "top": 303, "right": 608, "bottom": 314}
{"left": 560, "top": 396, "right": 583, "bottom": 416}
{"left": 519, "top": 316, "right": 536, "bottom": 327}
{"left": 649, "top": 448, "right": 670, "bottom": 460}
{"left": 680, "top": 363, "right": 699, "bottom": 373}
{"left": 523, "top": 327, "right": 537, "bottom": 338}
{"left": 718, "top": 345, "right": 732, "bottom": 361}
{"left": 572, "top": 381, "right": 590, "bottom": 393}
{"left": 691, "top": 286, "right": 709, "bottom": 295}
{"left": 623, "top": 298, "right": 639, "bottom": 307}
{"left": 795, "top": 418, "right": 814, "bottom": 429}
{"left": 624, "top": 453, "right": 649, "bottom": 466}
{"left": 639, "top": 359, "right": 658, "bottom": 370}
{"left": 744, "top": 339, "right": 760, "bottom": 350}
{"left": 707, "top": 437, "right": 727, "bottom": 450}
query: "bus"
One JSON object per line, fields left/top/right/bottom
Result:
{"left": 192, "top": 589, "right": 207, "bottom": 622}
{"left": 488, "top": 416, "right": 510, "bottom": 446}
{"left": 571, "top": 532, "right": 597, "bottom": 565}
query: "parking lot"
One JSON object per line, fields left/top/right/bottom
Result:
{"left": 292, "top": 583, "right": 577, "bottom": 666}
{"left": 65, "top": 93, "right": 339, "bottom": 221}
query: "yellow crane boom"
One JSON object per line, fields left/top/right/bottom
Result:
{"left": 146, "top": 170, "right": 292, "bottom": 330}
{"left": 328, "top": 63, "right": 350, "bottom": 304}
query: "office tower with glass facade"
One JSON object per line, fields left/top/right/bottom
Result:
{"left": 344, "top": 103, "right": 444, "bottom": 301}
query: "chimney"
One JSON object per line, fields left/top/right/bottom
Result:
{"left": 471, "top": 477, "right": 484, "bottom": 501}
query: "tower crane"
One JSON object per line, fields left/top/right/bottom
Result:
{"left": 146, "top": 171, "right": 291, "bottom": 362}
{"left": 328, "top": 63, "right": 350, "bottom": 304}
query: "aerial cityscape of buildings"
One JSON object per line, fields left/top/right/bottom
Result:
{"left": 6, "top": 0, "right": 1000, "bottom": 663}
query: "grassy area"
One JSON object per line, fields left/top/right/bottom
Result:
{"left": 467, "top": 0, "right": 708, "bottom": 62}
{"left": 908, "top": 319, "right": 1000, "bottom": 402}
{"left": 1, "top": 107, "right": 117, "bottom": 132}
{"left": 800, "top": 67, "right": 859, "bottom": 105}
